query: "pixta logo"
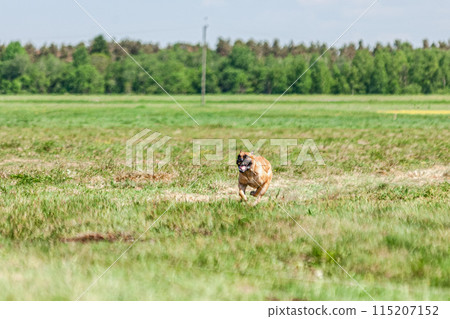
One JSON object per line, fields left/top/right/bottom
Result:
{"left": 126, "top": 129, "right": 171, "bottom": 174}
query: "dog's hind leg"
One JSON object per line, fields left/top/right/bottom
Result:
{"left": 238, "top": 183, "right": 248, "bottom": 202}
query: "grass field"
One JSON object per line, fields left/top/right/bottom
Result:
{"left": 0, "top": 94, "right": 449, "bottom": 300}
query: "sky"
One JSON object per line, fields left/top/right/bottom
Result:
{"left": 1, "top": 0, "right": 449, "bottom": 48}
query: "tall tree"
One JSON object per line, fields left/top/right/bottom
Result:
{"left": 1, "top": 41, "right": 26, "bottom": 61}
{"left": 72, "top": 45, "right": 89, "bottom": 67}
{"left": 90, "top": 35, "right": 110, "bottom": 56}
{"left": 310, "top": 54, "right": 332, "bottom": 94}
{"left": 216, "top": 38, "right": 232, "bottom": 56}
{"left": 370, "top": 50, "right": 389, "bottom": 93}
{"left": 351, "top": 49, "right": 374, "bottom": 93}
{"left": 286, "top": 55, "right": 312, "bottom": 94}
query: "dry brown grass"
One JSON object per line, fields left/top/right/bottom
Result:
{"left": 62, "top": 232, "right": 133, "bottom": 243}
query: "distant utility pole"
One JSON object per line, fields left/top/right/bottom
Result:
{"left": 201, "top": 18, "right": 208, "bottom": 105}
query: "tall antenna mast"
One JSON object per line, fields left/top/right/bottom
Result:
{"left": 201, "top": 17, "right": 208, "bottom": 105}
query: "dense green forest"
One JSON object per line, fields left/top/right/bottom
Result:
{"left": 0, "top": 36, "right": 449, "bottom": 94}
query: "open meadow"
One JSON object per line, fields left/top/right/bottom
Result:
{"left": 0, "top": 94, "right": 449, "bottom": 300}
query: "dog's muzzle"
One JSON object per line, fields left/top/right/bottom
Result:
{"left": 239, "top": 165, "right": 248, "bottom": 173}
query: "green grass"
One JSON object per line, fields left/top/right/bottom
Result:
{"left": 0, "top": 94, "right": 449, "bottom": 300}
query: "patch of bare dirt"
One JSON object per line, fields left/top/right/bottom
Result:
{"left": 392, "top": 165, "right": 449, "bottom": 185}
{"left": 86, "top": 175, "right": 107, "bottom": 189}
{"left": 0, "top": 158, "right": 43, "bottom": 165}
{"left": 210, "top": 180, "right": 236, "bottom": 195}
{"left": 160, "top": 192, "right": 228, "bottom": 202}
{"left": 62, "top": 232, "right": 133, "bottom": 243}
{"left": 114, "top": 171, "right": 174, "bottom": 183}
{"left": 270, "top": 165, "right": 450, "bottom": 202}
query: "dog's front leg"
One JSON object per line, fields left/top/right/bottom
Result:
{"left": 250, "top": 180, "right": 271, "bottom": 205}
{"left": 238, "top": 183, "right": 248, "bottom": 202}
{"left": 253, "top": 180, "right": 271, "bottom": 197}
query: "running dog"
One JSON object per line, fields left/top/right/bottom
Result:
{"left": 236, "top": 151, "right": 272, "bottom": 205}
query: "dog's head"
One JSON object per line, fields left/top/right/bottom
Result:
{"left": 236, "top": 151, "right": 253, "bottom": 173}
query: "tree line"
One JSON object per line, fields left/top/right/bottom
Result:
{"left": 0, "top": 36, "right": 449, "bottom": 94}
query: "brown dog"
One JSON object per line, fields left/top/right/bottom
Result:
{"left": 236, "top": 151, "right": 273, "bottom": 205}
